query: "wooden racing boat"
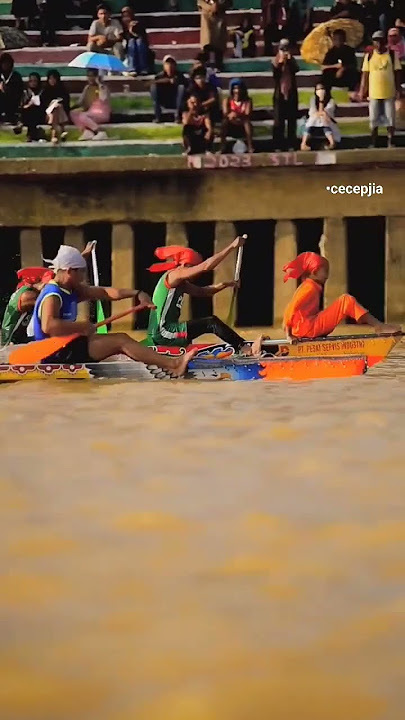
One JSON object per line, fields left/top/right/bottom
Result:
{"left": 0, "top": 355, "right": 367, "bottom": 383}
{"left": 151, "top": 332, "right": 402, "bottom": 368}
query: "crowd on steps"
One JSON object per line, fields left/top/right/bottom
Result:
{"left": 1, "top": 0, "right": 404, "bottom": 152}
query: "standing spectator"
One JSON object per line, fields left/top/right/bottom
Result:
{"left": 322, "top": 29, "right": 361, "bottom": 101}
{"left": 330, "top": 0, "right": 363, "bottom": 21}
{"left": 198, "top": 0, "right": 231, "bottom": 72}
{"left": 37, "top": 0, "right": 65, "bottom": 46}
{"left": 150, "top": 55, "right": 187, "bottom": 123}
{"left": 11, "top": 0, "right": 37, "bottom": 30}
{"left": 188, "top": 66, "right": 221, "bottom": 124}
{"left": 41, "top": 69, "right": 70, "bottom": 144}
{"left": 70, "top": 69, "right": 110, "bottom": 140}
{"left": 261, "top": 0, "right": 290, "bottom": 56}
{"left": 360, "top": 30, "right": 401, "bottom": 147}
{"left": 300, "top": 83, "right": 341, "bottom": 150}
{"left": 231, "top": 14, "right": 256, "bottom": 58}
{"left": 121, "top": 6, "right": 150, "bottom": 75}
{"left": 87, "top": 3, "right": 124, "bottom": 61}
{"left": 20, "top": 72, "right": 45, "bottom": 142}
{"left": 182, "top": 94, "right": 213, "bottom": 155}
{"left": 360, "top": 0, "right": 393, "bottom": 40}
{"left": 387, "top": 26, "right": 405, "bottom": 60}
{"left": 288, "top": 0, "right": 313, "bottom": 44}
{"left": 272, "top": 38, "right": 298, "bottom": 150}
{"left": 0, "top": 53, "right": 24, "bottom": 125}
{"left": 221, "top": 78, "right": 254, "bottom": 153}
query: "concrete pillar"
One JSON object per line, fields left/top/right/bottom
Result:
{"left": 64, "top": 226, "right": 88, "bottom": 320}
{"left": 273, "top": 221, "right": 297, "bottom": 327}
{"left": 166, "top": 222, "right": 190, "bottom": 322}
{"left": 385, "top": 216, "right": 405, "bottom": 322}
{"left": 320, "top": 218, "right": 348, "bottom": 307}
{"left": 112, "top": 223, "right": 134, "bottom": 331}
{"left": 19, "top": 228, "right": 42, "bottom": 268}
{"left": 213, "top": 221, "right": 236, "bottom": 321}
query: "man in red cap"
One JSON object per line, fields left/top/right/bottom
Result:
{"left": 147, "top": 236, "right": 262, "bottom": 353}
{"left": 282, "top": 251, "right": 400, "bottom": 339}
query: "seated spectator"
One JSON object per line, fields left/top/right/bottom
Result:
{"left": 20, "top": 72, "right": 46, "bottom": 142}
{"left": 71, "top": 69, "right": 110, "bottom": 141}
{"left": 188, "top": 66, "right": 221, "bottom": 124}
{"left": 261, "top": 0, "right": 290, "bottom": 56}
{"left": 272, "top": 38, "right": 299, "bottom": 151}
{"left": 330, "top": 0, "right": 363, "bottom": 21}
{"left": 360, "top": 0, "right": 392, "bottom": 40}
{"left": 221, "top": 78, "right": 254, "bottom": 153}
{"left": 322, "top": 29, "right": 361, "bottom": 101}
{"left": 182, "top": 94, "right": 213, "bottom": 155}
{"left": 41, "top": 69, "right": 70, "bottom": 144}
{"left": 150, "top": 55, "right": 187, "bottom": 123}
{"left": 0, "top": 53, "right": 24, "bottom": 125}
{"left": 121, "top": 6, "right": 150, "bottom": 76}
{"left": 87, "top": 3, "right": 124, "bottom": 61}
{"left": 232, "top": 14, "right": 256, "bottom": 58}
{"left": 387, "top": 26, "right": 405, "bottom": 59}
{"left": 11, "top": 0, "right": 37, "bottom": 31}
{"left": 192, "top": 52, "right": 220, "bottom": 89}
{"left": 300, "top": 83, "right": 341, "bottom": 150}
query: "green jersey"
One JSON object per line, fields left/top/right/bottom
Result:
{"left": 147, "top": 272, "right": 188, "bottom": 346}
{"left": 1, "top": 285, "right": 33, "bottom": 345}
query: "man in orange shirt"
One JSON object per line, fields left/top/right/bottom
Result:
{"left": 283, "top": 252, "right": 401, "bottom": 339}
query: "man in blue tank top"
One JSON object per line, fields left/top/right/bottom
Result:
{"left": 32, "top": 245, "right": 196, "bottom": 376}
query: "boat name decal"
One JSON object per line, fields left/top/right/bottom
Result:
{"left": 297, "top": 339, "right": 366, "bottom": 354}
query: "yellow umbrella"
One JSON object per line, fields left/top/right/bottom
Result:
{"left": 301, "top": 19, "right": 364, "bottom": 66}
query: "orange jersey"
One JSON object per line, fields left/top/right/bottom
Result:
{"left": 283, "top": 278, "right": 322, "bottom": 334}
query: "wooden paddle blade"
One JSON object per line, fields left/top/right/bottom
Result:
{"left": 9, "top": 333, "right": 78, "bottom": 365}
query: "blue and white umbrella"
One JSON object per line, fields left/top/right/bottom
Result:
{"left": 69, "top": 52, "right": 127, "bottom": 73}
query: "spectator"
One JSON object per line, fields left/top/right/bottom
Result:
{"left": 188, "top": 66, "right": 221, "bottom": 124}
{"left": 41, "top": 69, "right": 70, "bottom": 144}
{"left": 37, "top": 0, "right": 65, "bottom": 46}
{"left": 198, "top": 0, "right": 231, "bottom": 72}
{"left": 150, "top": 55, "right": 187, "bottom": 123}
{"left": 182, "top": 94, "right": 213, "bottom": 154}
{"left": 272, "top": 38, "right": 299, "bottom": 151}
{"left": 20, "top": 72, "right": 45, "bottom": 142}
{"left": 11, "top": 0, "right": 37, "bottom": 30}
{"left": 192, "top": 52, "right": 220, "bottom": 89}
{"left": 221, "top": 78, "right": 254, "bottom": 153}
{"left": 0, "top": 53, "right": 24, "bottom": 125}
{"left": 300, "top": 83, "right": 341, "bottom": 150}
{"left": 330, "top": 0, "right": 363, "bottom": 21}
{"left": 232, "top": 14, "right": 256, "bottom": 58}
{"left": 322, "top": 29, "right": 361, "bottom": 101}
{"left": 387, "top": 27, "right": 405, "bottom": 60}
{"left": 288, "top": 0, "right": 313, "bottom": 44}
{"left": 87, "top": 3, "right": 124, "bottom": 61}
{"left": 360, "top": 0, "right": 392, "bottom": 40}
{"left": 71, "top": 69, "right": 110, "bottom": 140}
{"left": 360, "top": 30, "right": 401, "bottom": 147}
{"left": 261, "top": 0, "right": 290, "bottom": 56}
{"left": 121, "top": 6, "right": 150, "bottom": 76}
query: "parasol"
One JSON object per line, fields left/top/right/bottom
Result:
{"left": 301, "top": 19, "right": 364, "bottom": 66}
{"left": 0, "top": 27, "right": 29, "bottom": 49}
{"left": 68, "top": 52, "right": 127, "bottom": 73}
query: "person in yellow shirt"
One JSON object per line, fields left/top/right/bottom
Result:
{"left": 360, "top": 30, "right": 402, "bottom": 148}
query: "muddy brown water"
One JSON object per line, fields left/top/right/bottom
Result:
{"left": 0, "top": 344, "right": 404, "bottom": 720}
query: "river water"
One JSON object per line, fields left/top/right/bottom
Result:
{"left": 1, "top": 343, "right": 404, "bottom": 720}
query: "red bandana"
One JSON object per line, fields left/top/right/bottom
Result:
{"left": 283, "top": 252, "right": 325, "bottom": 283}
{"left": 148, "top": 246, "right": 203, "bottom": 273}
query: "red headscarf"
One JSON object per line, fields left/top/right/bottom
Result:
{"left": 283, "top": 252, "right": 326, "bottom": 283}
{"left": 16, "top": 267, "right": 54, "bottom": 289}
{"left": 148, "top": 246, "right": 203, "bottom": 273}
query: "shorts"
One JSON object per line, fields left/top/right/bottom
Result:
{"left": 226, "top": 122, "right": 246, "bottom": 139}
{"left": 42, "top": 336, "right": 94, "bottom": 364}
{"left": 369, "top": 98, "right": 395, "bottom": 128}
{"left": 148, "top": 321, "right": 188, "bottom": 347}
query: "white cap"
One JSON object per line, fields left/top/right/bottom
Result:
{"left": 50, "top": 245, "right": 86, "bottom": 271}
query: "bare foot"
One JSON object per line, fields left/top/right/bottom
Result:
{"left": 239, "top": 343, "right": 253, "bottom": 356}
{"left": 374, "top": 323, "right": 402, "bottom": 335}
{"left": 251, "top": 334, "right": 263, "bottom": 356}
{"left": 171, "top": 347, "right": 199, "bottom": 377}
{"left": 300, "top": 143, "right": 310, "bottom": 151}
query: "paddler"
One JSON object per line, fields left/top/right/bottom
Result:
{"left": 1, "top": 241, "right": 95, "bottom": 347}
{"left": 32, "top": 245, "right": 196, "bottom": 375}
{"left": 282, "top": 252, "right": 401, "bottom": 339}
{"left": 147, "top": 236, "right": 263, "bottom": 353}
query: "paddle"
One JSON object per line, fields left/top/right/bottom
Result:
{"left": 91, "top": 243, "right": 107, "bottom": 334}
{"left": 8, "top": 304, "right": 153, "bottom": 365}
{"left": 226, "top": 234, "right": 247, "bottom": 326}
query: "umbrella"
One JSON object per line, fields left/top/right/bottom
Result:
{"left": 301, "top": 19, "right": 364, "bottom": 66}
{"left": 0, "top": 27, "right": 29, "bottom": 50}
{"left": 68, "top": 51, "right": 127, "bottom": 73}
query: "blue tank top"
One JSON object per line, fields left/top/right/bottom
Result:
{"left": 33, "top": 281, "right": 78, "bottom": 340}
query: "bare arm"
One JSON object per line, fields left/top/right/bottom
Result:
{"left": 40, "top": 296, "right": 91, "bottom": 337}
{"left": 183, "top": 280, "right": 238, "bottom": 297}
{"left": 167, "top": 236, "right": 244, "bottom": 287}
{"left": 360, "top": 70, "right": 369, "bottom": 98}
{"left": 18, "top": 289, "right": 38, "bottom": 314}
{"left": 78, "top": 286, "right": 151, "bottom": 303}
